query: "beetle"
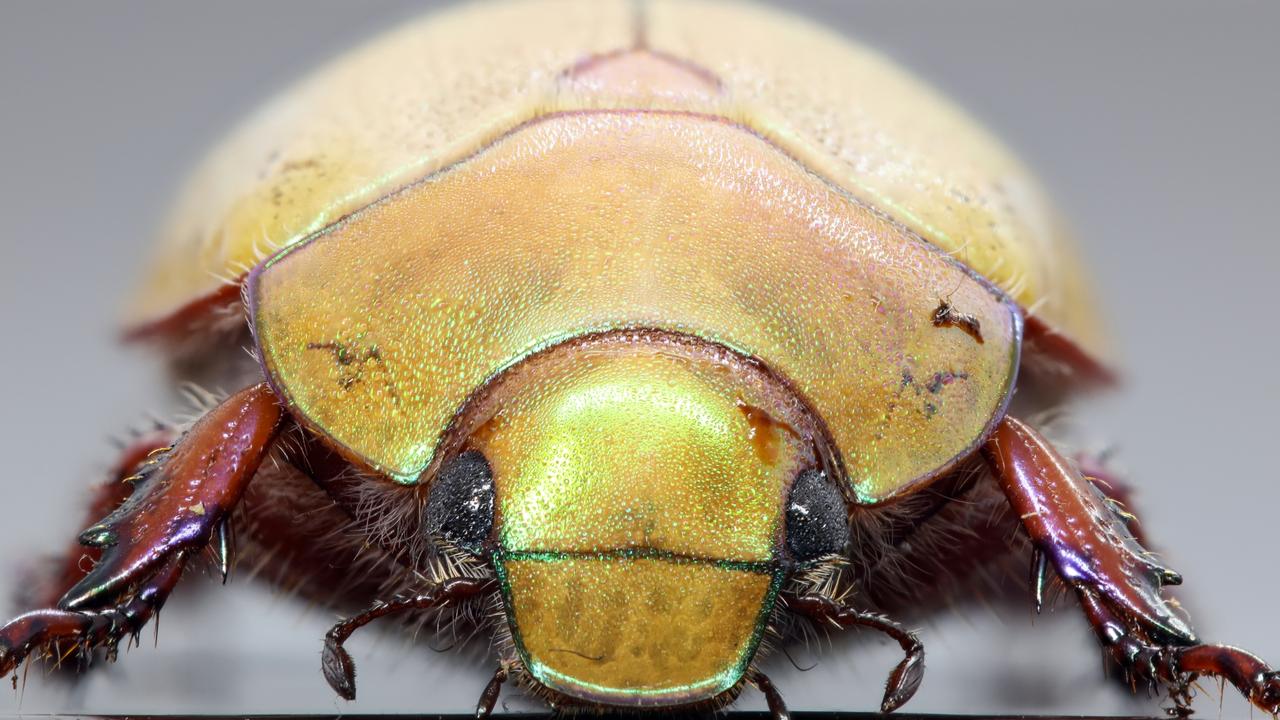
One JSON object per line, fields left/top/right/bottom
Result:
{"left": 1, "top": 1, "right": 1278, "bottom": 717}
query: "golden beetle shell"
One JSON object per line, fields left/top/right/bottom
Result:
{"left": 107, "top": 0, "right": 1114, "bottom": 710}
{"left": 127, "top": 0, "right": 1104, "bottom": 364}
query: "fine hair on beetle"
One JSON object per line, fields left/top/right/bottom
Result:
{"left": 14, "top": 2, "right": 1280, "bottom": 716}
{"left": 182, "top": 389, "right": 1039, "bottom": 711}
{"left": 87, "top": 335, "right": 1077, "bottom": 712}
{"left": 88, "top": 271, "right": 1081, "bottom": 713}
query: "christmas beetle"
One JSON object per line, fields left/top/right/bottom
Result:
{"left": 2, "top": 0, "right": 1278, "bottom": 716}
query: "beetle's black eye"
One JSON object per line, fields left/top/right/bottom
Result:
{"left": 423, "top": 450, "right": 494, "bottom": 553}
{"left": 785, "top": 468, "right": 849, "bottom": 561}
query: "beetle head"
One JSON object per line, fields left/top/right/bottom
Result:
{"left": 426, "top": 330, "right": 841, "bottom": 706}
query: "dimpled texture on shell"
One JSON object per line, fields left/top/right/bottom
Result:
{"left": 131, "top": 0, "right": 1103, "bottom": 361}
{"left": 498, "top": 556, "right": 780, "bottom": 705}
{"left": 477, "top": 341, "right": 801, "bottom": 705}
{"left": 250, "top": 112, "right": 1021, "bottom": 503}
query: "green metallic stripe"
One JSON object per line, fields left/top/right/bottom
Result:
{"left": 497, "top": 547, "right": 777, "bottom": 575}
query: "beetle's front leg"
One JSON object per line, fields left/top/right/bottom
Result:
{"left": 983, "top": 416, "right": 1280, "bottom": 714}
{"left": 785, "top": 593, "right": 925, "bottom": 713}
{"left": 15, "top": 429, "right": 175, "bottom": 617}
{"left": 0, "top": 383, "right": 284, "bottom": 676}
{"left": 0, "top": 553, "right": 185, "bottom": 674}
{"left": 319, "top": 577, "right": 499, "bottom": 701}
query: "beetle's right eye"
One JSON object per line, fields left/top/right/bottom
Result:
{"left": 785, "top": 468, "right": 850, "bottom": 562}
{"left": 423, "top": 450, "right": 494, "bottom": 553}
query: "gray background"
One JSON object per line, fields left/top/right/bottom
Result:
{"left": 1, "top": 1, "right": 1277, "bottom": 716}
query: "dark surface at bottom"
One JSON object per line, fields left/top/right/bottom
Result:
{"left": 0, "top": 707, "right": 1167, "bottom": 712}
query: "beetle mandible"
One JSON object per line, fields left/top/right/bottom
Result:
{"left": 2, "top": 1, "right": 1277, "bottom": 717}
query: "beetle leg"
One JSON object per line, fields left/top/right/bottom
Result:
{"left": 476, "top": 664, "right": 508, "bottom": 720}
{"left": 0, "top": 383, "right": 283, "bottom": 677}
{"left": 1074, "top": 451, "right": 1151, "bottom": 547}
{"left": 1, "top": 552, "right": 185, "bottom": 677}
{"left": 60, "top": 382, "right": 283, "bottom": 609}
{"left": 748, "top": 669, "right": 791, "bottom": 720}
{"left": 321, "top": 576, "right": 498, "bottom": 701}
{"left": 1078, "top": 585, "right": 1280, "bottom": 712}
{"left": 14, "top": 431, "right": 173, "bottom": 616}
{"left": 983, "top": 415, "right": 1280, "bottom": 714}
{"left": 785, "top": 593, "right": 925, "bottom": 713}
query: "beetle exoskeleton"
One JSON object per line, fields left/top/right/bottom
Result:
{"left": 2, "top": 1, "right": 1277, "bottom": 717}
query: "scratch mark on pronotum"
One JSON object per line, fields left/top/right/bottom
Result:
{"left": 306, "top": 340, "right": 384, "bottom": 390}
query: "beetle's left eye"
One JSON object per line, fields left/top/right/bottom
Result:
{"left": 422, "top": 450, "right": 494, "bottom": 553}
{"left": 785, "top": 468, "right": 849, "bottom": 562}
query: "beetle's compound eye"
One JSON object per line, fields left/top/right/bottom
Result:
{"left": 786, "top": 468, "right": 849, "bottom": 561}
{"left": 423, "top": 450, "right": 494, "bottom": 553}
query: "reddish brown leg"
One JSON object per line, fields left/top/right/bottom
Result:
{"left": 0, "top": 553, "right": 185, "bottom": 674}
{"left": 0, "top": 383, "right": 284, "bottom": 677}
{"left": 321, "top": 576, "right": 498, "bottom": 701}
{"left": 983, "top": 415, "right": 1280, "bottom": 714}
{"left": 15, "top": 431, "right": 175, "bottom": 615}
{"left": 1075, "top": 451, "right": 1151, "bottom": 548}
{"left": 476, "top": 664, "right": 508, "bottom": 720}
{"left": 748, "top": 669, "right": 791, "bottom": 720}
{"left": 785, "top": 593, "right": 925, "bottom": 713}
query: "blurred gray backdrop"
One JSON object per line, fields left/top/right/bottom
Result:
{"left": 1, "top": 1, "right": 1277, "bottom": 716}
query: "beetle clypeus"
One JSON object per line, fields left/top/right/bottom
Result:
{"left": 2, "top": 1, "right": 1277, "bottom": 717}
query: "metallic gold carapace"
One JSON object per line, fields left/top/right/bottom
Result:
{"left": 250, "top": 112, "right": 1020, "bottom": 502}
{"left": 468, "top": 335, "right": 807, "bottom": 706}
{"left": 469, "top": 336, "right": 816, "bottom": 560}
{"left": 498, "top": 555, "right": 780, "bottom": 706}
{"left": 133, "top": 1, "right": 1101, "bottom": 367}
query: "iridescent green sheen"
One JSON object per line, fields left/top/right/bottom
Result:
{"left": 250, "top": 112, "right": 1020, "bottom": 502}
{"left": 468, "top": 337, "right": 805, "bottom": 705}
{"left": 474, "top": 342, "right": 812, "bottom": 562}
